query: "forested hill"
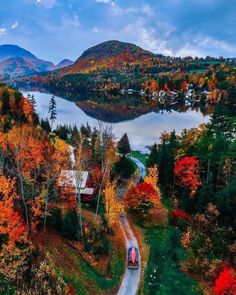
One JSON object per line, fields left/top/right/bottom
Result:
{"left": 11, "top": 40, "right": 236, "bottom": 106}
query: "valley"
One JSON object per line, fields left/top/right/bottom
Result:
{"left": 0, "top": 20, "right": 235, "bottom": 295}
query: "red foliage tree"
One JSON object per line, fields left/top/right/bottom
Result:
{"left": 213, "top": 266, "right": 236, "bottom": 295}
{"left": 124, "top": 182, "right": 161, "bottom": 217}
{"left": 174, "top": 156, "right": 201, "bottom": 197}
{"left": 171, "top": 209, "right": 191, "bottom": 221}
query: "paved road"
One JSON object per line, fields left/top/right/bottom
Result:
{"left": 117, "top": 214, "right": 141, "bottom": 295}
{"left": 117, "top": 157, "right": 146, "bottom": 295}
{"left": 129, "top": 156, "right": 146, "bottom": 180}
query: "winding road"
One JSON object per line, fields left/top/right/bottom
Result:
{"left": 117, "top": 156, "right": 146, "bottom": 295}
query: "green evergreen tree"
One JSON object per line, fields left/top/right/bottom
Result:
{"left": 40, "top": 118, "right": 51, "bottom": 133}
{"left": 1, "top": 89, "right": 10, "bottom": 116}
{"left": 117, "top": 133, "right": 131, "bottom": 156}
{"left": 147, "top": 143, "right": 158, "bottom": 167}
{"left": 61, "top": 211, "right": 80, "bottom": 240}
{"left": 48, "top": 95, "right": 57, "bottom": 131}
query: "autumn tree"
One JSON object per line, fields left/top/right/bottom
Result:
{"left": 144, "top": 165, "right": 161, "bottom": 195}
{"left": 94, "top": 123, "right": 117, "bottom": 222}
{"left": 124, "top": 182, "right": 160, "bottom": 217}
{"left": 213, "top": 266, "right": 236, "bottom": 295}
{"left": 6, "top": 125, "right": 45, "bottom": 228}
{"left": 174, "top": 156, "right": 201, "bottom": 197}
{"left": 103, "top": 180, "right": 124, "bottom": 227}
{"left": 0, "top": 176, "right": 29, "bottom": 282}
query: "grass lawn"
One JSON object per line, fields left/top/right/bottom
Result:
{"left": 64, "top": 246, "right": 124, "bottom": 295}
{"left": 131, "top": 150, "right": 148, "bottom": 167}
{"left": 143, "top": 226, "right": 202, "bottom": 295}
{"left": 42, "top": 224, "right": 124, "bottom": 295}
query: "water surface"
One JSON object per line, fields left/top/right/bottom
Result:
{"left": 25, "top": 91, "right": 210, "bottom": 152}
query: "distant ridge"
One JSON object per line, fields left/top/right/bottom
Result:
{"left": 0, "top": 44, "right": 37, "bottom": 61}
{"left": 0, "top": 44, "right": 73, "bottom": 78}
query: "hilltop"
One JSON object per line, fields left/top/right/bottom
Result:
{"left": 59, "top": 40, "right": 156, "bottom": 75}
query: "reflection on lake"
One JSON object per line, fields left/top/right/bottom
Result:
{"left": 23, "top": 91, "right": 210, "bottom": 152}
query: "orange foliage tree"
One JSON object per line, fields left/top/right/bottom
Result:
{"left": 0, "top": 176, "right": 29, "bottom": 281}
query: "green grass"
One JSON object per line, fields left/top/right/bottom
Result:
{"left": 131, "top": 150, "right": 148, "bottom": 167}
{"left": 143, "top": 226, "right": 202, "bottom": 295}
{"left": 63, "top": 245, "right": 124, "bottom": 295}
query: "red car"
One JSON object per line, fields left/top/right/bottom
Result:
{"left": 127, "top": 246, "right": 139, "bottom": 269}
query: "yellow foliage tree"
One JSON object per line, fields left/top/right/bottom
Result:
{"left": 104, "top": 181, "right": 124, "bottom": 227}
{"left": 144, "top": 165, "right": 161, "bottom": 198}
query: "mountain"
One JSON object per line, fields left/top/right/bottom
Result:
{"left": 0, "top": 44, "right": 71, "bottom": 78}
{"left": 54, "top": 59, "right": 74, "bottom": 70}
{"left": 58, "top": 40, "right": 155, "bottom": 75}
{"left": 11, "top": 40, "right": 232, "bottom": 97}
{"left": 0, "top": 44, "right": 37, "bottom": 61}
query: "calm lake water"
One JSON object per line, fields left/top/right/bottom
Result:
{"left": 24, "top": 91, "right": 210, "bottom": 152}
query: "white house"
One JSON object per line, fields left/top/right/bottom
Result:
{"left": 59, "top": 170, "right": 94, "bottom": 195}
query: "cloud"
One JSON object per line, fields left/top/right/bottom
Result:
{"left": 174, "top": 33, "right": 236, "bottom": 57}
{"left": 0, "top": 28, "right": 7, "bottom": 35}
{"left": 11, "top": 21, "right": 19, "bottom": 29}
{"left": 62, "top": 14, "right": 80, "bottom": 27}
{"left": 141, "top": 4, "right": 153, "bottom": 16}
{"left": 36, "top": 0, "right": 58, "bottom": 9}
{"left": 123, "top": 19, "right": 173, "bottom": 56}
{"left": 108, "top": 3, "right": 154, "bottom": 17}
{"left": 96, "top": 0, "right": 115, "bottom": 6}
{"left": 92, "top": 26, "right": 99, "bottom": 33}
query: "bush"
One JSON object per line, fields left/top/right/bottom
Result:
{"left": 170, "top": 209, "right": 191, "bottom": 228}
{"left": 213, "top": 266, "right": 236, "bottom": 295}
{"left": 61, "top": 211, "right": 80, "bottom": 240}
{"left": 83, "top": 221, "right": 109, "bottom": 255}
{"left": 0, "top": 274, "right": 15, "bottom": 295}
{"left": 48, "top": 208, "right": 63, "bottom": 231}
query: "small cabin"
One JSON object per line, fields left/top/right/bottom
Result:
{"left": 59, "top": 170, "right": 94, "bottom": 196}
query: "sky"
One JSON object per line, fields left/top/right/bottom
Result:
{"left": 0, "top": 0, "right": 236, "bottom": 64}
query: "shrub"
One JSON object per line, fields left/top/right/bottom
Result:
{"left": 61, "top": 210, "right": 80, "bottom": 240}
{"left": 83, "top": 221, "right": 109, "bottom": 254}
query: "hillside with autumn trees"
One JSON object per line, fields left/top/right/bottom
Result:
{"left": 10, "top": 40, "right": 236, "bottom": 110}
{"left": 0, "top": 83, "right": 134, "bottom": 294}
{"left": 0, "top": 68, "right": 236, "bottom": 295}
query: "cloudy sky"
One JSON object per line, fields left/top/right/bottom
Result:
{"left": 0, "top": 0, "right": 235, "bottom": 63}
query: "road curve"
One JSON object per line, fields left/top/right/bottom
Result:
{"left": 129, "top": 156, "right": 146, "bottom": 180}
{"left": 117, "top": 156, "right": 146, "bottom": 295}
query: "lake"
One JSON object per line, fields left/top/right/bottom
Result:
{"left": 23, "top": 91, "right": 210, "bottom": 152}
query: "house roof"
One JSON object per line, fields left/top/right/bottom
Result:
{"left": 59, "top": 170, "right": 89, "bottom": 189}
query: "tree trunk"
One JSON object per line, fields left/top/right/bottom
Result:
{"left": 206, "top": 158, "right": 211, "bottom": 185}
{"left": 19, "top": 174, "right": 29, "bottom": 229}
{"left": 76, "top": 177, "right": 84, "bottom": 245}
